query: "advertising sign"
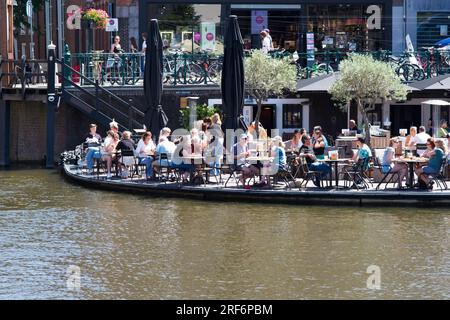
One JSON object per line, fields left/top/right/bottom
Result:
{"left": 201, "top": 22, "right": 216, "bottom": 51}
{"left": 251, "top": 10, "right": 268, "bottom": 34}
{"left": 306, "top": 32, "right": 315, "bottom": 67}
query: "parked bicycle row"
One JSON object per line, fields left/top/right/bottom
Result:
{"left": 62, "top": 48, "right": 450, "bottom": 86}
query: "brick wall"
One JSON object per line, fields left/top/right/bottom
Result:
{"left": 9, "top": 100, "right": 99, "bottom": 163}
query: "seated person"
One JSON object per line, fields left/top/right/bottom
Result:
{"left": 437, "top": 120, "right": 448, "bottom": 138}
{"left": 349, "top": 119, "right": 362, "bottom": 134}
{"left": 298, "top": 134, "right": 331, "bottom": 187}
{"left": 135, "top": 131, "right": 156, "bottom": 180}
{"left": 153, "top": 136, "right": 176, "bottom": 171}
{"left": 381, "top": 138, "right": 408, "bottom": 189}
{"left": 405, "top": 126, "right": 417, "bottom": 147}
{"left": 353, "top": 136, "right": 372, "bottom": 170}
{"left": 85, "top": 124, "right": 103, "bottom": 173}
{"left": 231, "top": 134, "right": 259, "bottom": 187}
{"left": 284, "top": 129, "right": 304, "bottom": 152}
{"left": 312, "top": 127, "right": 327, "bottom": 160}
{"left": 259, "top": 136, "right": 287, "bottom": 188}
{"left": 414, "top": 138, "right": 445, "bottom": 189}
{"left": 411, "top": 126, "right": 431, "bottom": 146}
{"left": 115, "top": 131, "right": 135, "bottom": 178}
{"left": 170, "top": 135, "right": 196, "bottom": 182}
{"left": 101, "top": 131, "right": 120, "bottom": 179}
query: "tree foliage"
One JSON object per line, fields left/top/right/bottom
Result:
{"left": 244, "top": 50, "right": 297, "bottom": 133}
{"left": 13, "top": 0, "right": 45, "bottom": 36}
{"left": 329, "top": 53, "right": 408, "bottom": 146}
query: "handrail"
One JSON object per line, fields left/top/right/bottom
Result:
{"left": 56, "top": 58, "right": 144, "bottom": 118}
{"left": 58, "top": 73, "right": 143, "bottom": 128}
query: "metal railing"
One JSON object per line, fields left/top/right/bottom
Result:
{"left": 66, "top": 51, "right": 222, "bottom": 86}
{"left": 0, "top": 56, "right": 48, "bottom": 98}
{"left": 62, "top": 48, "right": 450, "bottom": 87}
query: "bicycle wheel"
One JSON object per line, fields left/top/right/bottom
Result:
{"left": 316, "top": 63, "right": 334, "bottom": 75}
{"left": 207, "top": 61, "right": 222, "bottom": 83}
{"left": 396, "top": 63, "right": 415, "bottom": 82}
{"left": 412, "top": 65, "right": 425, "bottom": 81}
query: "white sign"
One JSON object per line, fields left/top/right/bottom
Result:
{"left": 440, "top": 25, "right": 448, "bottom": 36}
{"left": 106, "top": 18, "right": 119, "bottom": 32}
{"left": 405, "top": 34, "right": 415, "bottom": 53}
{"left": 200, "top": 22, "right": 216, "bottom": 51}
{"left": 243, "top": 106, "right": 253, "bottom": 126}
{"left": 66, "top": 5, "right": 81, "bottom": 30}
{"left": 251, "top": 10, "right": 268, "bottom": 35}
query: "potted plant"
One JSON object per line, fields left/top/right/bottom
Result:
{"left": 81, "top": 8, "right": 109, "bottom": 29}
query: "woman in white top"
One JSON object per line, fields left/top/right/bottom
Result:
{"left": 260, "top": 30, "right": 271, "bottom": 54}
{"left": 135, "top": 132, "right": 156, "bottom": 180}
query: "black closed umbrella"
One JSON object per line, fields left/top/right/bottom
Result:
{"left": 144, "top": 19, "right": 168, "bottom": 140}
{"left": 221, "top": 15, "right": 245, "bottom": 131}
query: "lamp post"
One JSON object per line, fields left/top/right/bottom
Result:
{"left": 46, "top": 42, "right": 57, "bottom": 168}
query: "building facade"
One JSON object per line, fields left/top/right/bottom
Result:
{"left": 139, "top": 0, "right": 393, "bottom": 54}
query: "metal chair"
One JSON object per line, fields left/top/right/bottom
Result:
{"left": 428, "top": 158, "right": 449, "bottom": 191}
{"left": 298, "top": 157, "right": 327, "bottom": 189}
{"left": 341, "top": 157, "right": 371, "bottom": 190}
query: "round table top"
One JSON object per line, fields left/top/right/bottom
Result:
{"left": 394, "top": 157, "right": 429, "bottom": 163}
{"left": 246, "top": 156, "right": 274, "bottom": 162}
{"left": 320, "top": 158, "right": 353, "bottom": 162}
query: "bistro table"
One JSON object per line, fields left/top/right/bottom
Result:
{"left": 246, "top": 156, "right": 274, "bottom": 163}
{"left": 319, "top": 158, "right": 353, "bottom": 188}
{"left": 393, "top": 157, "right": 429, "bottom": 188}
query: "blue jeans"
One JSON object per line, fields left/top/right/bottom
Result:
{"left": 86, "top": 148, "right": 101, "bottom": 170}
{"left": 139, "top": 156, "right": 154, "bottom": 178}
{"left": 309, "top": 162, "right": 331, "bottom": 178}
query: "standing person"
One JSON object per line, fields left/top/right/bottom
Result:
{"left": 141, "top": 32, "right": 148, "bottom": 54}
{"left": 263, "top": 29, "right": 274, "bottom": 50}
{"left": 207, "top": 113, "right": 224, "bottom": 175}
{"left": 437, "top": 119, "right": 449, "bottom": 138}
{"left": 129, "top": 37, "right": 138, "bottom": 53}
{"left": 110, "top": 35, "right": 122, "bottom": 54}
{"left": 260, "top": 30, "right": 271, "bottom": 54}
{"left": 140, "top": 32, "right": 148, "bottom": 77}
{"left": 135, "top": 131, "right": 156, "bottom": 180}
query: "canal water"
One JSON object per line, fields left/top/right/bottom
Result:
{"left": 0, "top": 168, "right": 448, "bottom": 299}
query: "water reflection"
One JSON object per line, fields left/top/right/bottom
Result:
{"left": 0, "top": 169, "right": 448, "bottom": 299}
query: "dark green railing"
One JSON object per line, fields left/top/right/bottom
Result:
{"left": 64, "top": 48, "right": 450, "bottom": 86}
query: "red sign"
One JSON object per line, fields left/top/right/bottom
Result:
{"left": 256, "top": 16, "right": 264, "bottom": 24}
{"left": 206, "top": 32, "right": 214, "bottom": 41}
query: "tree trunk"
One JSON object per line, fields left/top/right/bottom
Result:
{"left": 358, "top": 102, "right": 371, "bottom": 148}
{"left": 254, "top": 99, "right": 262, "bottom": 138}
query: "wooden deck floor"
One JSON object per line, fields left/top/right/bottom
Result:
{"left": 63, "top": 164, "right": 450, "bottom": 207}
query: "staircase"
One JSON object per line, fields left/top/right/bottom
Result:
{"left": 56, "top": 59, "right": 145, "bottom": 131}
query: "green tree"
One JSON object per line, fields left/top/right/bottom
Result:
{"left": 329, "top": 54, "right": 408, "bottom": 147}
{"left": 13, "top": 0, "right": 45, "bottom": 36}
{"left": 245, "top": 50, "right": 297, "bottom": 135}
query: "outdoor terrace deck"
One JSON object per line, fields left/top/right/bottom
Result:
{"left": 63, "top": 163, "right": 450, "bottom": 207}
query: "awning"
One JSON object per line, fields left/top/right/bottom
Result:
{"left": 409, "top": 74, "right": 450, "bottom": 90}
{"left": 297, "top": 72, "right": 418, "bottom": 92}
{"left": 422, "top": 99, "right": 450, "bottom": 105}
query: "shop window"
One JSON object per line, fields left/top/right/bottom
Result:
{"left": 283, "top": 104, "right": 302, "bottom": 128}
{"left": 149, "top": 4, "right": 223, "bottom": 54}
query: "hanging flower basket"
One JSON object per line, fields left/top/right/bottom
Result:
{"left": 81, "top": 9, "right": 109, "bottom": 29}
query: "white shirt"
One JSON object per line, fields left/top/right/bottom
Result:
{"left": 142, "top": 40, "right": 147, "bottom": 52}
{"left": 135, "top": 139, "right": 155, "bottom": 157}
{"left": 412, "top": 132, "right": 431, "bottom": 145}
{"left": 261, "top": 37, "right": 271, "bottom": 54}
